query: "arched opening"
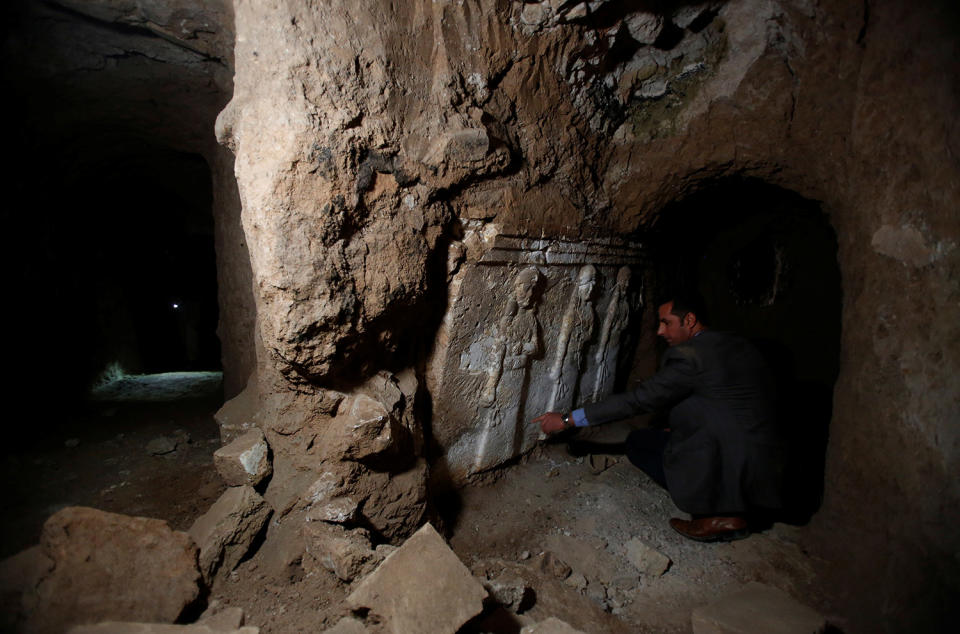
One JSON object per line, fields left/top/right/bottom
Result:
{"left": 9, "top": 135, "right": 223, "bottom": 405}
{"left": 646, "top": 177, "right": 842, "bottom": 522}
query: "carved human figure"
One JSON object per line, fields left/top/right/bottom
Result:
{"left": 591, "top": 266, "right": 635, "bottom": 402}
{"left": 474, "top": 267, "right": 541, "bottom": 472}
{"left": 546, "top": 264, "right": 597, "bottom": 413}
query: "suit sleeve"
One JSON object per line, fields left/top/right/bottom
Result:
{"left": 580, "top": 346, "right": 699, "bottom": 426}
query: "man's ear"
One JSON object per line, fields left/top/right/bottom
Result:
{"left": 683, "top": 312, "right": 697, "bottom": 329}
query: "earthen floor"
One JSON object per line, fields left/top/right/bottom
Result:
{"left": 4, "top": 401, "right": 843, "bottom": 633}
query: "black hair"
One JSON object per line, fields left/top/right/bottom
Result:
{"left": 660, "top": 290, "right": 709, "bottom": 325}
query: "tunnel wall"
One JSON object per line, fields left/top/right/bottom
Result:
{"left": 5, "top": 0, "right": 256, "bottom": 400}
{"left": 218, "top": 0, "right": 958, "bottom": 628}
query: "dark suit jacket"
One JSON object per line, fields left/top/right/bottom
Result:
{"left": 582, "top": 330, "right": 784, "bottom": 514}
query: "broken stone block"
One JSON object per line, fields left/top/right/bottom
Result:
{"left": 303, "top": 523, "right": 374, "bottom": 583}
{"left": 347, "top": 523, "right": 487, "bottom": 634}
{"left": 213, "top": 429, "right": 272, "bottom": 488}
{"left": 68, "top": 623, "right": 259, "bottom": 634}
{"left": 25, "top": 507, "right": 201, "bottom": 634}
{"left": 189, "top": 486, "right": 272, "bottom": 583}
{"left": 520, "top": 617, "right": 586, "bottom": 634}
{"left": 317, "top": 394, "right": 405, "bottom": 465}
{"left": 624, "top": 537, "right": 671, "bottom": 576}
{"left": 483, "top": 571, "right": 531, "bottom": 612}
{"left": 691, "top": 582, "right": 827, "bottom": 634}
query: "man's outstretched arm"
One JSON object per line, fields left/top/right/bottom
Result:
{"left": 535, "top": 346, "right": 699, "bottom": 434}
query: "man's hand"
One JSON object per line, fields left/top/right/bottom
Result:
{"left": 533, "top": 412, "right": 568, "bottom": 435}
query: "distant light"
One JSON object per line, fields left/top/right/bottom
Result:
{"left": 172, "top": 303, "right": 179, "bottom": 309}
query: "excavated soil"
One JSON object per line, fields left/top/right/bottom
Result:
{"left": 4, "top": 394, "right": 843, "bottom": 633}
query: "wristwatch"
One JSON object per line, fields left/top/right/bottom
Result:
{"left": 561, "top": 412, "right": 574, "bottom": 430}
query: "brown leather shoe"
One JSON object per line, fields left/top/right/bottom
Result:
{"left": 669, "top": 516, "right": 750, "bottom": 542}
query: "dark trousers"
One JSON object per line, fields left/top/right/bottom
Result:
{"left": 625, "top": 428, "right": 670, "bottom": 489}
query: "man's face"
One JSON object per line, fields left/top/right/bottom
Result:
{"left": 657, "top": 301, "right": 694, "bottom": 346}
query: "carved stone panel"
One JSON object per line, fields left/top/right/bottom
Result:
{"left": 428, "top": 227, "right": 644, "bottom": 481}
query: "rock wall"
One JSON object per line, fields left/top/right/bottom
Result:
{"left": 218, "top": 0, "right": 958, "bottom": 629}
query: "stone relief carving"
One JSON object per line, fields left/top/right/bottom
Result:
{"left": 546, "top": 264, "right": 597, "bottom": 413}
{"left": 427, "top": 229, "right": 644, "bottom": 481}
{"left": 591, "top": 266, "right": 637, "bottom": 402}
{"left": 474, "top": 268, "right": 541, "bottom": 473}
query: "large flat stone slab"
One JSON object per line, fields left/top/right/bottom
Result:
{"left": 346, "top": 523, "right": 487, "bottom": 634}
{"left": 691, "top": 582, "right": 827, "bottom": 634}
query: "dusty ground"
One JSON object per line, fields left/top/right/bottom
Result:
{"left": 3, "top": 387, "right": 843, "bottom": 633}
{"left": 2, "top": 393, "right": 226, "bottom": 561}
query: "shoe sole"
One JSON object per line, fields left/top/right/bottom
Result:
{"left": 671, "top": 525, "right": 751, "bottom": 543}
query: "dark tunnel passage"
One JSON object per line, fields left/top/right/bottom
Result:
{"left": 8, "top": 137, "right": 222, "bottom": 431}
{"left": 647, "top": 178, "right": 842, "bottom": 522}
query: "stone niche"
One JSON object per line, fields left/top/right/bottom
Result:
{"left": 429, "top": 226, "right": 644, "bottom": 481}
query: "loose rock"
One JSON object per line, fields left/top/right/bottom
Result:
{"left": 189, "top": 486, "right": 272, "bottom": 583}
{"left": 213, "top": 429, "right": 272, "bottom": 488}
{"left": 302, "top": 523, "right": 375, "bottom": 583}
{"left": 347, "top": 523, "right": 487, "bottom": 634}
{"left": 26, "top": 507, "right": 201, "bottom": 634}
{"left": 483, "top": 571, "right": 531, "bottom": 612}
{"left": 624, "top": 537, "right": 671, "bottom": 576}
